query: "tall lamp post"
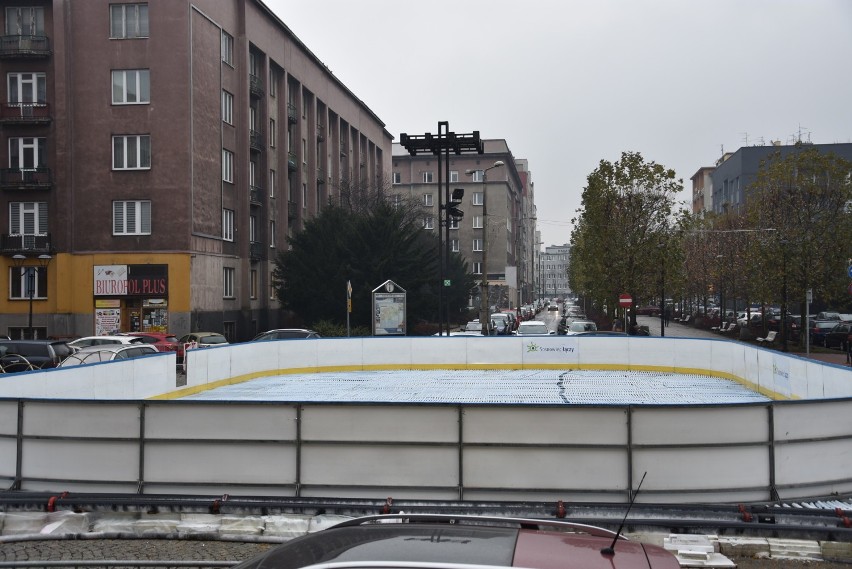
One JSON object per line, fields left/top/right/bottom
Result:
{"left": 780, "top": 239, "right": 789, "bottom": 352}
{"left": 12, "top": 254, "right": 53, "bottom": 339}
{"left": 467, "top": 161, "right": 504, "bottom": 335}
{"left": 658, "top": 241, "right": 666, "bottom": 337}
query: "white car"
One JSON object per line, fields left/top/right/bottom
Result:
{"left": 67, "top": 335, "right": 146, "bottom": 350}
{"left": 564, "top": 320, "right": 598, "bottom": 335}
{"left": 514, "top": 321, "right": 555, "bottom": 336}
{"left": 58, "top": 344, "right": 158, "bottom": 367}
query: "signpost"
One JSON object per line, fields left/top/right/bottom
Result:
{"left": 618, "top": 293, "right": 632, "bottom": 307}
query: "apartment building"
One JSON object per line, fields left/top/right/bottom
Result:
{"left": 391, "top": 139, "right": 538, "bottom": 310}
{"left": 1, "top": 1, "right": 393, "bottom": 341}
{"left": 541, "top": 244, "right": 570, "bottom": 299}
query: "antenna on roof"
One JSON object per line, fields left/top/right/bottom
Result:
{"left": 600, "top": 471, "right": 647, "bottom": 556}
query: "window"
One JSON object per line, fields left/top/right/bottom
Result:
{"left": 223, "top": 267, "right": 235, "bottom": 298}
{"left": 473, "top": 215, "right": 483, "bottom": 229}
{"left": 8, "top": 72, "right": 46, "bottom": 105}
{"left": 451, "top": 239, "right": 459, "bottom": 252}
{"left": 473, "top": 238, "right": 483, "bottom": 251}
{"left": 471, "top": 170, "right": 484, "bottom": 182}
{"left": 222, "top": 90, "right": 233, "bottom": 124}
{"left": 110, "top": 3, "right": 148, "bottom": 39}
{"left": 9, "top": 202, "right": 47, "bottom": 248}
{"left": 269, "top": 169, "right": 276, "bottom": 198}
{"left": 472, "top": 192, "right": 483, "bottom": 205}
{"left": 222, "top": 209, "right": 234, "bottom": 241}
{"left": 113, "top": 200, "right": 151, "bottom": 235}
{"left": 250, "top": 270, "right": 258, "bottom": 299}
{"left": 221, "top": 31, "right": 234, "bottom": 66}
{"left": 112, "top": 135, "right": 150, "bottom": 169}
{"left": 473, "top": 262, "right": 482, "bottom": 275}
{"left": 423, "top": 216, "right": 434, "bottom": 230}
{"left": 392, "top": 172, "right": 401, "bottom": 184}
{"left": 302, "top": 183, "right": 307, "bottom": 208}
{"left": 423, "top": 194, "right": 433, "bottom": 206}
{"left": 222, "top": 149, "right": 234, "bottom": 183}
{"left": 10, "top": 266, "right": 47, "bottom": 300}
{"left": 422, "top": 171, "right": 433, "bottom": 183}
{"left": 269, "top": 69, "right": 277, "bottom": 97}
{"left": 9, "top": 137, "right": 46, "bottom": 169}
{"left": 450, "top": 170, "right": 459, "bottom": 182}
{"left": 392, "top": 194, "right": 402, "bottom": 208}
{"left": 112, "top": 69, "right": 150, "bottom": 104}
{"left": 302, "top": 139, "right": 307, "bottom": 164}
{"left": 249, "top": 215, "right": 257, "bottom": 242}
{"left": 6, "top": 6, "right": 44, "bottom": 35}
{"left": 269, "top": 119, "right": 276, "bottom": 147}
{"left": 269, "top": 220, "right": 276, "bottom": 248}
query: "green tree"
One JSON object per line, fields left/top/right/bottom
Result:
{"left": 272, "top": 182, "right": 475, "bottom": 333}
{"left": 569, "top": 151, "right": 683, "bottom": 325}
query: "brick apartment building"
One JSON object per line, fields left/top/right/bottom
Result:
{"left": 0, "top": 1, "right": 392, "bottom": 341}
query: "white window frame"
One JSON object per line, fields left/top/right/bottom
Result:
{"left": 471, "top": 170, "right": 484, "bottom": 182}
{"left": 110, "top": 3, "right": 148, "bottom": 39}
{"left": 223, "top": 267, "right": 235, "bottom": 298}
{"left": 423, "top": 193, "right": 433, "bottom": 207}
{"left": 449, "top": 170, "right": 459, "bottom": 182}
{"left": 9, "top": 137, "right": 46, "bottom": 169}
{"left": 473, "top": 238, "right": 483, "bottom": 251}
{"left": 7, "top": 72, "right": 46, "bottom": 105}
{"left": 9, "top": 266, "right": 47, "bottom": 300}
{"left": 222, "top": 149, "right": 234, "bottom": 183}
{"left": 112, "top": 135, "right": 150, "bottom": 170}
{"left": 422, "top": 171, "right": 433, "bottom": 183}
{"left": 9, "top": 202, "right": 48, "bottom": 250}
{"left": 250, "top": 269, "right": 258, "bottom": 300}
{"left": 451, "top": 239, "right": 459, "bottom": 252}
{"left": 473, "top": 215, "right": 483, "bottom": 229}
{"left": 112, "top": 69, "right": 149, "bottom": 104}
{"left": 222, "top": 90, "right": 233, "bottom": 124}
{"left": 269, "top": 119, "right": 276, "bottom": 147}
{"left": 269, "top": 169, "right": 276, "bottom": 198}
{"left": 222, "top": 209, "right": 234, "bottom": 241}
{"left": 113, "top": 200, "right": 151, "bottom": 235}
{"left": 449, "top": 218, "right": 459, "bottom": 230}
{"left": 473, "top": 262, "right": 482, "bottom": 275}
{"left": 6, "top": 6, "right": 45, "bottom": 36}
{"left": 472, "top": 191, "right": 484, "bottom": 205}
{"left": 423, "top": 216, "right": 434, "bottom": 230}
{"left": 392, "top": 172, "right": 401, "bottom": 184}
{"left": 221, "top": 31, "right": 234, "bottom": 66}
{"left": 269, "top": 220, "right": 276, "bottom": 248}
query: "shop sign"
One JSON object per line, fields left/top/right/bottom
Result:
{"left": 94, "top": 264, "right": 168, "bottom": 297}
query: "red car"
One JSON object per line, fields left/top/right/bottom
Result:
{"left": 121, "top": 332, "right": 180, "bottom": 353}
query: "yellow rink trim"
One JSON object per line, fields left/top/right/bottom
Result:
{"left": 150, "top": 363, "right": 793, "bottom": 401}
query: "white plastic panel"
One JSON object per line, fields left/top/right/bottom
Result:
{"left": 302, "top": 406, "right": 458, "bottom": 442}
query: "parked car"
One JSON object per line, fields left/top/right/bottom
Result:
{"left": 252, "top": 329, "right": 322, "bottom": 341}
{"left": 176, "top": 332, "right": 229, "bottom": 362}
{"left": 231, "top": 514, "right": 681, "bottom": 569}
{"left": 564, "top": 320, "right": 599, "bottom": 335}
{"left": 635, "top": 305, "right": 660, "bottom": 316}
{"left": 67, "top": 335, "right": 145, "bottom": 350}
{"left": 462, "top": 321, "right": 483, "bottom": 333}
{"left": 823, "top": 321, "right": 852, "bottom": 349}
{"left": 121, "top": 332, "right": 180, "bottom": 352}
{"left": 489, "top": 313, "right": 512, "bottom": 335}
{"left": 0, "top": 339, "right": 75, "bottom": 372}
{"left": 809, "top": 320, "right": 839, "bottom": 347}
{"left": 514, "top": 321, "right": 554, "bottom": 336}
{"left": 58, "top": 344, "right": 159, "bottom": 367}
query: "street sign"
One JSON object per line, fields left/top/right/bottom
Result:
{"left": 618, "top": 293, "right": 632, "bottom": 308}
{"left": 848, "top": 264, "right": 852, "bottom": 279}
{"left": 444, "top": 279, "right": 451, "bottom": 286}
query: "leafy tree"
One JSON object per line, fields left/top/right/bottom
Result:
{"left": 569, "top": 151, "right": 683, "bottom": 325}
{"left": 272, "top": 181, "right": 475, "bottom": 333}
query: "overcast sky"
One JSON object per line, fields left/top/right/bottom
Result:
{"left": 265, "top": 0, "right": 852, "bottom": 247}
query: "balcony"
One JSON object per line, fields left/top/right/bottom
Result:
{"left": 249, "top": 185, "right": 263, "bottom": 206}
{"left": 0, "top": 35, "right": 51, "bottom": 58}
{"left": 0, "top": 102, "right": 51, "bottom": 125}
{"left": 317, "top": 168, "right": 325, "bottom": 185}
{"left": 249, "top": 74, "right": 264, "bottom": 98}
{"left": 0, "top": 168, "right": 52, "bottom": 190}
{"left": 287, "top": 201, "right": 298, "bottom": 220}
{"left": 287, "top": 103, "right": 297, "bottom": 124}
{"left": 316, "top": 123, "right": 325, "bottom": 142}
{"left": 249, "top": 129, "right": 264, "bottom": 152}
{"left": 249, "top": 241, "right": 263, "bottom": 262}
{"left": 287, "top": 152, "right": 297, "bottom": 171}
{"left": 2, "top": 233, "right": 52, "bottom": 256}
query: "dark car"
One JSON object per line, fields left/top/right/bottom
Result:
{"left": 635, "top": 305, "right": 660, "bottom": 316}
{"left": 809, "top": 320, "right": 840, "bottom": 347}
{"left": 0, "top": 339, "right": 74, "bottom": 372}
{"left": 232, "top": 514, "right": 681, "bottom": 569}
{"left": 823, "top": 321, "right": 852, "bottom": 349}
{"left": 253, "top": 328, "right": 322, "bottom": 341}
{"left": 176, "top": 332, "right": 229, "bottom": 363}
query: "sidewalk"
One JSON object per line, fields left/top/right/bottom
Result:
{"left": 635, "top": 316, "right": 850, "bottom": 368}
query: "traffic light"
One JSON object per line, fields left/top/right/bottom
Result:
{"left": 446, "top": 188, "right": 464, "bottom": 220}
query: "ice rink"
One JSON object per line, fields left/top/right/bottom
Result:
{"left": 181, "top": 369, "right": 769, "bottom": 405}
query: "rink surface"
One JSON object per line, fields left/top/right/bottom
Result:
{"left": 180, "top": 369, "right": 770, "bottom": 405}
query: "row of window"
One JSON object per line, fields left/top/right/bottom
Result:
{"left": 221, "top": 208, "right": 277, "bottom": 246}
{"left": 421, "top": 192, "right": 484, "bottom": 206}
{"left": 392, "top": 170, "right": 487, "bottom": 184}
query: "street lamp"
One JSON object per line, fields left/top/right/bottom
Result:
{"left": 12, "top": 254, "right": 52, "bottom": 339}
{"left": 658, "top": 241, "right": 666, "bottom": 337}
{"left": 466, "top": 160, "right": 504, "bottom": 335}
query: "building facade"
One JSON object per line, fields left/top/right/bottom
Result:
{"left": 1, "top": 1, "right": 393, "bottom": 341}
{"left": 540, "top": 244, "right": 570, "bottom": 299}
{"left": 391, "top": 139, "right": 538, "bottom": 311}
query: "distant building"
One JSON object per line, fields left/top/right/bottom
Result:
{"left": 391, "top": 139, "right": 538, "bottom": 309}
{"left": 541, "top": 244, "right": 570, "bottom": 299}
{"left": 0, "top": 1, "right": 392, "bottom": 341}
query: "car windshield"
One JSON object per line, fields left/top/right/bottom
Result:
{"left": 200, "top": 335, "right": 228, "bottom": 345}
{"left": 570, "top": 321, "right": 597, "bottom": 332}
{"left": 519, "top": 324, "right": 548, "bottom": 334}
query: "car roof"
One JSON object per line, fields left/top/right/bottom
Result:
{"left": 69, "top": 335, "right": 144, "bottom": 344}
{"left": 233, "top": 515, "right": 676, "bottom": 569}
{"left": 68, "top": 343, "right": 158, "bottom": 354}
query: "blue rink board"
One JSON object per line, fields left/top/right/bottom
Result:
{"left": 181, "top": 369, "right": 770, "bottom": 405}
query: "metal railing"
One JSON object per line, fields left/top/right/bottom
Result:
{"left": 0, "top": 102, "right": 51, "bottom": 123}
{"left": 0, "top": 35, "right": 51, "bottom": 57}
{"left": 0, "top": 168, "right": 52, "bottom": 189}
